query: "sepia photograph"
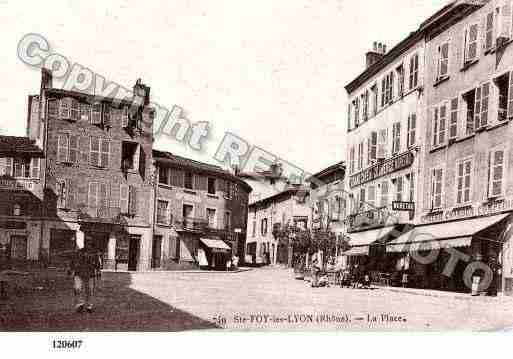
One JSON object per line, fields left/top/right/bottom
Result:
{"left": 1, "top": 0, "right": 513, "bottom": 354}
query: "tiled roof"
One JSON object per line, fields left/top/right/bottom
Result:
{"left": 0, "top": 136, "right": 43, "bottom": 157}
{"left": 152, "top": 149, "right": 252, "bottom": 192}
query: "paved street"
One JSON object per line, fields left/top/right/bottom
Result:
{"left": 2, "top": 267, "right": 513, "bottom": 331}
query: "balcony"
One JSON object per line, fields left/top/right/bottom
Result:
{"left": 77, "top": 206, "right": 123, "bottom": 224}
{"left": 180, "top": 217, "right": 208, "bottom": 231}
{"left": 0, "top": 178, "right": 38, "bottom": 191}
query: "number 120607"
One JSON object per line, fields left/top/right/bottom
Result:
{"left": 52, "top": 340, "right": 83, "bottom": 349}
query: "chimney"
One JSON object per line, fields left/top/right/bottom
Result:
{"left": 133, "top": 79, "right": 151, "bottom": 106}
{"left": 365, "top": 41, "right": 387, "bottom": 68}
{"left": 40, "top": 68, "right": 53, "bottom": 91}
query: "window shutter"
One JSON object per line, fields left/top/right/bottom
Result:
{"left": 100, "top": 140, "right": 110, "bottom": 168}
{"left": 138, "top": 146, "right": 146, "bottom": 179}
{"left": 30, "top": 158, "right": 40, "bottom": 178}
{"left": 103, "top": 103, "right": 112, "bottom": 127}
{"left": 508, "top": 72, "right": 513, "bottom": 119}
{"left": 170, "top": 169, "right": 184, "bottom": 187}
{"left": 369, "top": 131, "right": 377, "bottom": 162}
{"left": 88, "top": 182, "right": 98, "bottom": 208}
{"left": 129, "top": 185, "right": 138, "bottom": 215}
{"left": 347, "top": 103, "right": 352, "bottom": 131}
{"left": 90, "top": 137, "right": 100, "bottom": 166}
{"left": 57, "top": 134, "right": 69, "bottom": 163}
{"left": 485, "top": 12, "right": 494, "bottom": 50}
{"left": 490, "top": 150, "right": 505, "bottom": 197}
{"left": 47, "top": 99, "right": 58, "bottom": 117}
{"left": 98, "top": 183, "right": 108, "bottom": 212}
{"left": 69, "top": 135, "right": 79, "bottom": 163}
{"left": 70, "top": 99, "right": 80, "bottom": 121}
{"left": 449, "top": 97, "right": 458, "bottom": 139}
{"left": 66, "top": 178, "right": 75, "bottom": 209}
{"left": 390, "top": 71, "right": 394, "bottom": 100}
{"left": 110, "top": 183, "right": 120, "bottom": 210}
{"left": 5, "top": 157, "right": 12, "bottom": 177}
{"left": 381, "top": 181, "right": 388, "bottom": 207}
{"left": 120, "top": 107, "right": 129, "bottom": 128}
{"left": 480, "top": 83, "right": 489, "bottom": 127}
{"left": 56, "top": 180, "right": 66, "bottom": 209}
{"left": 474, "top": 86, "right": 482, "bottom": 129}
{"left": 499, "top": 3, "right": 511, "bottom": 40}
{"left": 120, "top": 184, "right": 130, "bottom": 214}
{"left": 59, "top": 98, "right": 71, "bottom": 119}
{"left": 91, "top": 102, "right": 102, "bottom": 125}
{"left": 377, "top": 129, "right": 387, "bottom": 159}
{"left": 80, "top": 102, "right": 90, "bottom": 121}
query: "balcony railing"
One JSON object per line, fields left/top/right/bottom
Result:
{"left": 77, "top": 206, "right": 122, "bottom": 223}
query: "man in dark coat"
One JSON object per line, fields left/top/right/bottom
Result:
{"left": 70, "top": 248, "right": 102, "bottom": 313}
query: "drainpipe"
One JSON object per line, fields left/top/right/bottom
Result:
{"left": 150, "top": 159, "right": 158, "bottom": 270}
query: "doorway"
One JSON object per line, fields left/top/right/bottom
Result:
{"left": 10, "top": 235, "right": 27, "bottom": 260}
{"left": 152, "top": 235, "right": 162, "bottom": 269}
{"left": 128, "top": 235, "right": 141, "bottom": 271}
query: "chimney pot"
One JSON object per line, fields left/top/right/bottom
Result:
{"left": 383, "top": 44, "right": 387, "bottom": 53}
{"left": 373, "top": 41, "right": 378, "bottom": 51}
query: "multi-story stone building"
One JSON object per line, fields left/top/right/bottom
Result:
{"left": 0, "top": 136, "right": 44, "bottom": 264}
{"left": 153, "top": 150, "right": 251, "bottom": 270}
{"left": 25, "top": 69, "right": 155, "bottom": 270}
{"left": 245, "top": 185, "right": 309, "bottom": 266}
{"left": 344, "top": 33, "right": 426, "bottom": 269}
{"left": 386, "top": 0, "right": 513, "bottom": 295}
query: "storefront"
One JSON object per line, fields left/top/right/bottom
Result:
{"left": 386, "top": 213, "right": 511, "bottom": 294}
{"left": 199, "top": 237, "right": 232, "bottom": 270}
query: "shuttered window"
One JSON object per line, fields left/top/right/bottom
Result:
{"left": 367, "top": 185, "right": 376, "bottom": 208}
{"left": 433, "top": 103, "right": 447, "bottom": 148}
{"left": 368, "top": 131, "right": 377, "bottom": 163}
{"left": 430, "top": 168, "right": 444, "bottom": 210}
{"left": 449, "top": 98, "right": 458, "bottom": 139}
{"left": 409, "top": 53, "right": 419, "bottom": 89}
{"left": 91, "top": 102, "right": 102, "bottom": 125}
{"left": 120, "top": 184, "right": 130, "bottom": 214}
{"left": 349, "top": 146, "right": 355, "bottom": 174}
{"left": 436, "top": 41, "right": 450, "bottom": 80}
{"left": 407, "top": 113, "right": 416, "bottom": 147}
{"left": 129, "top": 185, "right": 138, "bottom": 215}
{"left": 377, "top": 129, "right": 388, "bottom": 159}
{"left": 485, "top": 12, "right": 494, "bottom": 51}
{"left": 474, "top": 82, "right": 490, "bottom": 129}
{"left": 357, "top": 142, "right": 364, "bottom": 170}
{"left": 456, "top": 159, "right": 472, "bottom": 205}
{"left": 464, "top": 23, "right": 479, "bottom": 63}
{"left": 59, "top": 98, "right": 71, "bottom": 119}
{"left": 80, "top": 102, "right": 90, "bottom": 121}
{"left": 90, "top": 137, "right": 110, "bottom": 167}
{"left": 31, "top": 158, "right": 40, "bottom": 178}
{"left": 392, "top": 122, "right": 401, "bottom": 155}
{"left": 489, "top": 149, "right": 505, "bottom": 198}
{"left": 380, "top": 181, "right": 389, "bottom": 208}
{"left": 47, "top": 98, "right": 59, "bottom": 117}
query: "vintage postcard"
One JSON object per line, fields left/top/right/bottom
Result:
{"left": 1, "top": 1, "right": 513, "bottom": 348}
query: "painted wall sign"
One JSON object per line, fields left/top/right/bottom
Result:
{"left": 420, "top": 198, "right": 513, "bottom": 224}
{"left": 349, "top": 151, "right": 414, "bottom": 188}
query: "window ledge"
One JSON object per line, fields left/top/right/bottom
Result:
{"left": 460, "top": 59, "right": 478, "bottom": 72}
{"left": 433, "top": 75, "right": 450, "bottom": 87}
{"left": 475, "top": 126, "right": 487, "bottom": 133}
{"left": 207, "top": 193, "right": 219, "bottom": 199}
{"left": 429, "top": 144, "right": 447, "bottom": 153}
{"left": 183, "top": 189, "right": 197, "bottom": 195}
{"left": 454, "top": 133, "right": 475, "bottom": 143}
{"left": 486, "top": 121, "right": 509, "bottom": 132}
{"left": 157, "top": 222, "right": 172, "bottom": 227}
{"left": 158, "top": 183, "right": 173, "bottom": 189}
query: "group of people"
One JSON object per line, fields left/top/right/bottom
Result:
{"left": 309, "top": 260, "right": 371, "bottom": 289}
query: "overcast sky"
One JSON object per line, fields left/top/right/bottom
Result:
{"left": 0, "top": 0, "right": 448, "bottom": 175}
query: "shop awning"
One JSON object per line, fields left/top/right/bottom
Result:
{"left": 200, "top": 238, "right": 231, "bottom": 252}
{"left": 343, "top": 246, "right": 370, "bottom": 256}
{"left": 386, "top": 213, "right": 509, "bottom": 253}
{"left": 346, "top": 226, "right": 397, "bottom": 247}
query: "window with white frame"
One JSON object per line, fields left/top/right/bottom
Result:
{"left": 157, "top": 199, "right": 171, "bottom": 225}
{"left": 474, "top": 82, "right": 490, "bottom": 129}
{"left": 449, "top": 97, "right": 459, "bottom": 140}
{"left": 436, "top": 40, "right": 450, "bottom": 80}
{"left": 433, "top": 103, "right": 447, "bottom": 148}
{"left": 206, "top": 208, "right": 217, "bottom": 228}
{"left": 357, "top": 142, "right": 364, "bottom": 170}
{"left": 381, "top": 72, "right": 394, "bottom": 106}
{"left": 409, "top": 53, "right": 419, "bottom": 90}
{"left": 407, "top": 113, "right": 416, "bottom": 148}
{"left": 90, "top": 137, "right": 110, "bottom": 168}
{"left": 377, "top": 129, "right": 388, "bottom": 160}
{"left": 7, "top": 157, "right": 40, "bottom": 179}
{"left": 489, "top": 148, "right": 505, "bottom": 198}
{"left": 367, "top": 185, "right": 376, "bottom": 209}
{"left": 392, "top": 122, "right": 401, "bottom": 155}
{"left": 485, "top": 11, "right": 495, "bottom": 51}
{"left": 394, "top": 176, "right": 403, "bottom": 202}
{"left": 430, "top": 168, "right": 444, "bottom": 210}
{"left": 464, "top": 23, "right": 479, "bottom": 64}
{"left": 456, "top": 158, "right": 472, "bottom": 205}
{"left": 57, "top": 133, "right": 79, "bottom": 164}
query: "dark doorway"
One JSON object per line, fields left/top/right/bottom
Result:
{"left": 84, "top": 232, "right": 109, "bottom": 265}
{"left": 128, "top": 235, "right": 141, "bottom": 271}
{"left": 10, "top": 235, "right": 27, "bottom": 260}
{"left": 49, "top": 229, "right": 76, "bottom": 267}
{"left": 152, "top": 235, "right": 162, "bottom": 269}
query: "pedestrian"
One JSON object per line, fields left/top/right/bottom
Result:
{"left": 69, "top": 247, "right": 102, "bottom": 313}
{"left": 311, "top": 258, "right": 320, "bottom": 288}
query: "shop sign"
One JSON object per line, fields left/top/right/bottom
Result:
{"left": 349, "top": 151, "right": 414, "bottom": 188}
{"left": 420, "top": 198, "right": 513, "bottom": 224}
{"left": 392, "top": 201, "right": 415, "bottom": 211}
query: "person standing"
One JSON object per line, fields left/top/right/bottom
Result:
{"left": 69, "top": 247, "right": 102, "bottom": 313}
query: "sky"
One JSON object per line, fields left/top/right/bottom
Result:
{"left": 0, "top": 0, "right": 448, "bottom": 175}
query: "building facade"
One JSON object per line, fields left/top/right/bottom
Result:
{"left": 245, "top": 186, "right": 310, "bottom": 266}
{"left": 0, "top": 136, "right": 44, "bottom": 265}
{"left": 404, "top": 0, "right": 513, "bottom": 294}
{"left": 154, "top": 150, "right": 251, "bottom": 270}
{"left": 344, "top": 32, "right": 427, "bottom": 272}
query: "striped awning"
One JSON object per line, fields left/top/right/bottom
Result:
{"left": 200, "top": 238, "right": 231, "bottom": 252}
{"left": 386, "top": 213, "right": 509, "bottom": 253}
